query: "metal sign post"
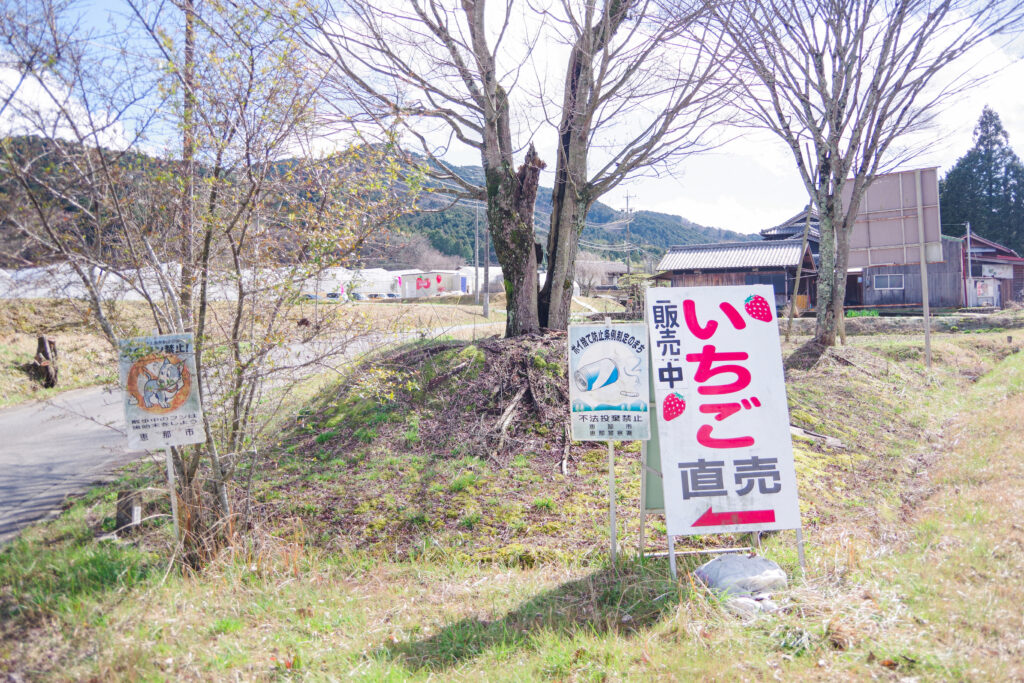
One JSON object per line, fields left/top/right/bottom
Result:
{"left": 568, "top": 317, "right": 651, "bottom": 564}
{"left": 607, "top": 440, "right": 617, "bottom": 563}
{"left": 163, "top": 449, "right": 180, "bottom": 541}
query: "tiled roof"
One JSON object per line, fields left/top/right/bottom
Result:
{"left": 761, "top": 205, "right": 821, "bottom": 240}
{"left": 657, "top": 240, "right": 809, "bottom": 271}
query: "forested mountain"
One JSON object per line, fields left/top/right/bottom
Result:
{"left": 399, "top": 160, "right": 758, "bottom": 264}
{"left": 0, "top": 136, "right": 756, "bottom": 268}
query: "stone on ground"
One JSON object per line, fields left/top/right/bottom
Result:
{"left": 694, "top": 554, "right": 787, "bottom": 615}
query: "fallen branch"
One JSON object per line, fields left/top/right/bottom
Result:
{"left": 495, "top": 386, "right": 527, "bottom": 452}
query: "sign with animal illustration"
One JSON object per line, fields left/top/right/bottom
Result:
{"left": 568, "top": 322, "right": 650, "bottom": 441}
{"left": 645, "top": 285, "right": 801, "bottom": 536}
{"left": 119, "top": 333, "right": 206, "bottom": 450}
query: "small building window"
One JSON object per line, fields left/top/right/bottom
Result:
{"left": 873, "top": 274, "right": 904, "bottom": 290}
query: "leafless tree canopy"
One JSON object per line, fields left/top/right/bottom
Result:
{"left": 712, "top": 0, "right": 1024, "bottom": 345}
{"left": 299, "top": 0, "right": 735, "bottom": 333}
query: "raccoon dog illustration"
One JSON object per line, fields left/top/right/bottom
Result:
{"left": 142, "top": 358, "right": 184, "bottom": 409}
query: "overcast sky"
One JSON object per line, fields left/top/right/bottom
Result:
{"left": 35, "top": 1, "right": 1024, "bottom": 237}
{"left": 595, "top": 35, "right": 1024, "bottom": 235}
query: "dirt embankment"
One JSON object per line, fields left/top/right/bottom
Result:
{"left": 252, "top": 330, "right": 1010, "bottom": 565}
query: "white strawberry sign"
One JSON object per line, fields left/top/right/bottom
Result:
{"left": 645, "top": 284, "right": 802, "bottom": 537}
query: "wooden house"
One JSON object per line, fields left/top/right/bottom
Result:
{"left": 848, "top": 235, "right": 965, "bottom": 309}
{"left": 654, "top": 240, "right": 816, "bottom": 310}
{"left": 760, "top": 205, "right": 821, "bottom": 257}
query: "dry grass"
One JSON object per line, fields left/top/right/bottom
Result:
{"left": 0, "top": 332, "right": 116, "bottom": 408}
{"left": 296, "top": 300, "right": 506, "bottom": 333}
{"left": 0, "top": 297, "right": 507, "bottom": 410}
{"left": 3, "top": 330, "right": 1024, "bottom": 680}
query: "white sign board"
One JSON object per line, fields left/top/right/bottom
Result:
{"left": 981, "top": 263, "right": 1013, "bottom": 279}
{"left": 568, "top": 323, "right": 650, "bottom": 441}
{"left": 119, "top": 333, "right": 206, "bottom": 450}
{"left": 646, "top": 285, "right": 801, "bottom": 536}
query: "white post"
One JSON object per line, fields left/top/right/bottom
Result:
{"left": 915, "top": 170, "right": 932, "bottom": 369}
{"left": 639, "top": 441, "right": 647, "bottom": 560}
{"left": 164, "top": 449, "right": 180, "bottom": 542}
{"left": 667, "top": 534, "right": 678, "bottom": 580}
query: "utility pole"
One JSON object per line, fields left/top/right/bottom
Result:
{"left": 483, "top": 221, "right": 490, "bottom": 318}
{"left": 624, "top": 192, "right": 636, "bottom": 276}
{"left": 474, "top": 203, "right": 480, "bottom": 304}
{"left": 966, "top": 220, "right": 974, "bottom": 306}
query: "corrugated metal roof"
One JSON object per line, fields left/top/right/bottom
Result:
{"left": 657, "top": 240, "right": 807, "bottom": 271}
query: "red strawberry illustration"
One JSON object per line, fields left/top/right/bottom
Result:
{"left": 436, "top": 274, "right": 442, "bottom": 283}
{"left": 744, "top": 294, "right": 773, "bottom": 322}
{"left": 662, "top": 392, "right": 686, "bottom": 421}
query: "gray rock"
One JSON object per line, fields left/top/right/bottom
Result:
{"left": 694, "top": 553, "right": 787, "bottom": 598}
{"left": 724, "top": 596, "right": 761, "bottom": 618}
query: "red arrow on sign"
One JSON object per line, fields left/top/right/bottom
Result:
{"left": 692, "top": 506, "right": 775, "bottom": 527}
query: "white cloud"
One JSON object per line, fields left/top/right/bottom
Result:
{"left": 0, "top": 65, "right": 130, "bottom": 150}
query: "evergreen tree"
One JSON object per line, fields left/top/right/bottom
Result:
{"left": 940, "top": 106, "right": 1024, "bottom": 254}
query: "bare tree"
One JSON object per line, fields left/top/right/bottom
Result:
{"left": 574, "top": 251, "right": 606, "bottom": 295}
{"left": 538, "top": 0, "right": 735, "bottom": 329}
{"left": 712, "top": 0, "right": 1024, "bottom": 346}
{"left": 300, "top": 0, "right": 733, "bottom": 335}
{"left": 303, "top": 0, "right": 546, "bottom": 336}
{"left": 363, "top": 232, "right": 465, "bottom": 271}
{"left": 0, "top": 0, "right": 414, "bottom": 562}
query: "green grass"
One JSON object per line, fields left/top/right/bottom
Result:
{"left": 532, "top": 497, "right": 555, "bottom": 512}
{"left": 4, "top": 332, "right": 1024, "bottom": 680}
{"left": 0, "top": 487, "right": 157, "bottom": 621}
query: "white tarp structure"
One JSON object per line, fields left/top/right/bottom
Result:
{"left": 397, "top": 271, "right": 464, "bottom": 298}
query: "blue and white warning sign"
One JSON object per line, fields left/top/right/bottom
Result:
{"left": 568, "top": 322, "right": 650, "bottom": 441}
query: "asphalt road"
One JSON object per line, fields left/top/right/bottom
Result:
{"left": 0, "top": 386, "right": 141, "bottom": 545}
{"left": 0, "top": 319, "right": 505, "bottom": 546}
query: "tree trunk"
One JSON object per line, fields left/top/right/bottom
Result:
{"left": 815, "top": 197, "right": 838, "bottom": 346}
{"left": 539, "top": 36, "right": 594, "bottom": 331}
{"left": 833, "top": 223, "right": 851, "bottom": 344}
{"left": 540, "top": 189, "right": 590, "bottom": 330}
{"left": 31, "top": 335, "right": 58, "bottom": 388}
{"left": 486, "top": 144, "right": 545, "bottom": 337}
